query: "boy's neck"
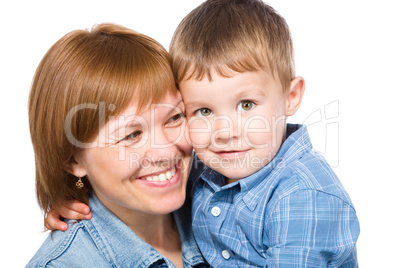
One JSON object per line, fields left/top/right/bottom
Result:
{"left": 225, "top": 177, "right": 241, "bottom": 185}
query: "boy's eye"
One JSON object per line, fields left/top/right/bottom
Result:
{"left": 237, "top": 100, "right": 255, "bottom": 111}
{"left": 195, "top": 108, "right": 212, "bottom": 117}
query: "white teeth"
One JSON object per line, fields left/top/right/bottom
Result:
{"left": 158, "top": 173, "right": 167, "bottom": 181}
{"left": 142, "top": 166, "right": 176, "bottom": 182}
{"left": 171, "top": 166, "right": 176, "bottom": 176}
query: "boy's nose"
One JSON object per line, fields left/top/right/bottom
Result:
{"left": 212, "top": 115, "right": 239, "bottom": 144}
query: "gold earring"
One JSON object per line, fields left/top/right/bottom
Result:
{"left": 76, "top": 176, "right": 84, "bottom": 189}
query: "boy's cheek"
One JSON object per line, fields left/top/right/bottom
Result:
{"left": 188, "top": 130, "right": 211, "bottom": 150}
{"left": 243, "top": 116, "right": 286, "bottom": 148}
{"left": 244, "top": 128, "right": 279, "bottom": 148}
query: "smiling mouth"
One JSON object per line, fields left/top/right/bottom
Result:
{"left": 214, "top": 150, "right": 249, "bottom": 158}
{"left": 140, "top": 166, "right": 176, "bottom": 182}
{"left": 215, "top": 150, "right": 249, "bottom": 154}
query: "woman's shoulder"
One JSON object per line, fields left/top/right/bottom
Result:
{"left": 26, "top": 221, "right": 110, "bottom": 267}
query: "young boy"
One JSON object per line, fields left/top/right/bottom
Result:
{"left": 48, "top": 0, "right": 359, "bottom": 266}
{"left": 170, "top": 0, "right": 359, "bottom": 267}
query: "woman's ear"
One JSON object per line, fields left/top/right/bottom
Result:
{"left": 285, "top": 76, "right": 305, "bottom": 116}
{"left": 63, "top": 154, "right": 87, "bottom": 178}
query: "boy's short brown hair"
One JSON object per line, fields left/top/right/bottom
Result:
{"left": 29, "top": 24, "right": 176, "bottom": 217}
{"left": 170, "top": 0, "right": 295, "bottom": 90}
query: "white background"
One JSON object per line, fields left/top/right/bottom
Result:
{"left": 1, "top": 0, "right": 401, "bottom": 267}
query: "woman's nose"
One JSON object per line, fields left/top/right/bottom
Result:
{"left": 142, "top": 128, "right": 179, "bottom": 165}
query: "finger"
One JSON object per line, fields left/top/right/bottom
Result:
{"left": 59, "top": 200, "right": 92, "bottom": 220}
{"left": 45, "top": 210, "right": 68, "bottom": 231}
{"left": 64, "top": 200, "right": 91, "bottom": 214}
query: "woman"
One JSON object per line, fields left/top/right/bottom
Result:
{"left": 27, "top": 23, "right": 207, "bottom": 268}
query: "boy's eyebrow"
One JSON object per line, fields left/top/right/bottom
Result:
{"left": 235, "top": 88, "right": 267, "bottom": 99}
{"left": 183, "top": 101, "right": 206, "bottom": 110}
{"left": 184, "top": 89, "right": 267, "bottom": 109}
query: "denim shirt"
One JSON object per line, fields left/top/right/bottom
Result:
{"left": 26, "top": 193, "right": 208, "bottom": 268}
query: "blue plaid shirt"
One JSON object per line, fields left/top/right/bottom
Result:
{"left": 189, "top": 124, "right": 359, "bottom": 267}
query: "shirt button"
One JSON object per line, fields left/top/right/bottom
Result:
{"left": 222, "top": 249, "right": 231, "bottom": 259}
{"left": 211, "top": 206, "right": 221, "bottom": 217}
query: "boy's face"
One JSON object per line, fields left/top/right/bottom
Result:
{"left": 180, "top": 69, "right": 296, "bottom": 181}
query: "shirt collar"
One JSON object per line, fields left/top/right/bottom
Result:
{"left": 241, "top": 124, "right": 312, "bottom": 210}
{"left": 84, "top": 193, "right": 205, "bottom": 267}
{"left": 192, "top": 151, "right": 229, "bottom": 192}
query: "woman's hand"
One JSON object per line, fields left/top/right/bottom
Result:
{"left": 45, "top": 200, "right": 92, "bottom": 231}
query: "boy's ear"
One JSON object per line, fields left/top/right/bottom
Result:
{"left": 285, "top": 76, "right": 305, "bottom": 116}
{"left": 63, "top": 154, "right": 87, "bottom": 178}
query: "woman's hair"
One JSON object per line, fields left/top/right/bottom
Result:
{"left": 29, "top": 23, "right": 177, "bottom": 216}
{"left": 170, "top": 0, "right": 294, "bottom": 90}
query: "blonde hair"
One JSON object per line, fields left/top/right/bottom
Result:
{"left": 29, "top": 23, "right": 176, "bottom": 216}
{"left": 170, "top": 0, "right": 295, "bottom": 90}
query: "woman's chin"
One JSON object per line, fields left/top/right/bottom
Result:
{"left": 149, "top": 194, "right": 186, "bottom": 215}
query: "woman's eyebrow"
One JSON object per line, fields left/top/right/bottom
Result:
{"left": 164, "top": 100, "right": 185, "bottom": 114}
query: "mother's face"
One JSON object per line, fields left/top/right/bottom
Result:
{"left": 72, "top": 91, "right": 192, "bottom": 220}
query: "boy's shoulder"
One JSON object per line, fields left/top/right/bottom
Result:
{"left": 26, "top": 220, "right": 108, "bottom": 267}
{"left": 257, "top": 124, "right": 354, "bottom": 208}
{"left": 270, "top": 145, "right": 354, "bottom": 209}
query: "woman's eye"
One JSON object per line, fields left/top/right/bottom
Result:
{"left": 122, "top": 131, "right": 142, "bottom": 141}
{"left": 237, "top": 100, "right": 255, "bottom": 111}
{"left": 195, "top": 108, "right": 212, "bottom": 117}
{"left": 166, "top": 112, "right": 185, "bottom": 126}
